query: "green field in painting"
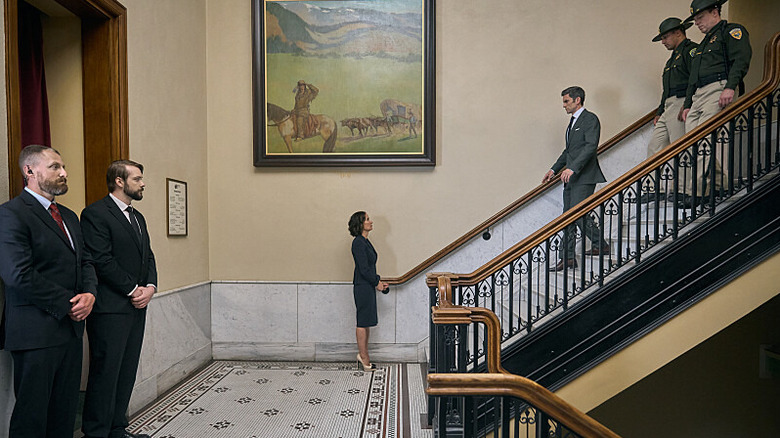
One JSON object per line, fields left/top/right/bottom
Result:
{"left": 264, "top": 54, "right": 423, "bottom": 154}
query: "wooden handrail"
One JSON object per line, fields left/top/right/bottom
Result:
{"left": 427, "top": 374, "right": 621, "bottom": 438}
{"left": 429, "top": 276, "right": 621, "bottom": 438}
{"left": 430, "top": 31, "right": 780, "bottom": 288}
{"left": 384, "top": 111, "right": 655, "bottom": 285}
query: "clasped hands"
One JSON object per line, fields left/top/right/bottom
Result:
{"left": 131, "top": 285, "right": 155, "bottom": 309}
{"left": 68, "top": 292, "right": 95, "bottom": 321}
{"left": 375, "top": 281, "right": 389, "bottom": 292}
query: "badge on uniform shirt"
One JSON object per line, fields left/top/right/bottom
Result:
{"left": 710, "top": 34, "right": 718, "bottom": 44}
{"left": 730, "top": 28, "right": 743, "bottom": 40}
{"left": 675, "top": 54, "right": 681, "bottom": 60}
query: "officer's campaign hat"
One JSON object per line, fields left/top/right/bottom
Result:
{"left": 652, "top": 17, "right": 693, "bottom": 42}
{"left": 685, "top": 0, "right": 728, "bottom": 22}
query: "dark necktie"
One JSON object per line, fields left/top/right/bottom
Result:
{"left": 126, "top": 206, "right": 142, "bottom": 237}
{"left": 566, "top": 116, "right": 575, "bottom": 144}
{"left": 49, "top": 204, "right": 68, "bottom": 239}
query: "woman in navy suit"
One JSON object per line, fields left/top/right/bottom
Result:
{"left": 349, "top": 211, "right": 388, "bottom": 371}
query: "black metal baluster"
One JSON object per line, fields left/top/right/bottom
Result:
{"left": 529, "top": 251, "right": 536, "bottom": 333}
{"left": 617, "top": 191, "right": 625, "bottom": 268}
{"left": 728, "top": 119, "right": 737, "bottom": 196}
{"left": 500, "top": 397, "right": 510, "bottom": 438}
{"left": 653, "top": 169, "right": 661, "bottom": 245}
{"left": 774, "top": 91, "right": 780, "bottom": 167}
{"left": 673, "top": 154, "right": 681, "bottom": 238}
{"left": 634, "top": 182, "right": 641, "bottom": 265}
{"left": 761, "top": 99, "right": 770, "bottom": 175}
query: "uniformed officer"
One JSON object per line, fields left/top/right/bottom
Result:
{"left": 643, "top": 18, "right": 698, "bottom": 203}
{"left": 679, "top": 0, "right": 751, "bottom": 206}
{"left": 649, "top": 18, "right": 697, "bottom": 157}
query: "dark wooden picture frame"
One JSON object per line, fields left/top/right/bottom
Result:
{"left": 252, "top": 0, "right": 435, "bottom": 167}
{"left": 166, "top": 178, "right": 188, "bottom": 237}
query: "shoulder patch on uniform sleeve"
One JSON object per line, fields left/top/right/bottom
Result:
{"left": 729, "top": 28, "right": 743, "bottom": 40}
{"left": 689, "top": 48, "right": 696, "bottom": 57}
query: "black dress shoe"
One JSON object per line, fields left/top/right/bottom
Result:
{"left": 677, "top": 195, "right": 702, "bottom": 209}
{"left": 584, "top": 245, "right": 610, "bottom": 256}
{"left": 638, "top": 192, "right": 668, "bottom": 204}
{"left": 629, "top": 192, "right": 654, "bottom": 204}
{"left": 549, "top": 259, "right": 577, "bottom": 272}
{"left": 667, "top": 193, "right": 684, "bottom": 203}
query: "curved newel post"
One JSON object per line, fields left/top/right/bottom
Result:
{"left": 429, "top": 274, "right": 505, "bottom": 374}
{"left": 428, "top": 273, "right": 621, "bottom": 438}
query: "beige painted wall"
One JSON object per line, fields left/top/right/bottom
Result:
{"left": 556, "top": 252, "right": 780, "bottom": 413}
{"left": 731, "top": 0, "right": 780, "bottom": 91}
{"left": 124, "top": 0, "right": 210, "bottom": 290}
{"left": 207, "top": 0, "right": 686, "bottom": 281}
{"left": 2, "top": 1, "right": 775, "bottom": 287}
{"left": 41, "top": 14, "right": 85, "bottom": 212}
{"left": 589, "top": 291, "right": 780, "bottom": 437}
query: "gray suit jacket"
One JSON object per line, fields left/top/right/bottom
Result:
{"left": 551, "top": 109, "right": 606, "bottom": 185}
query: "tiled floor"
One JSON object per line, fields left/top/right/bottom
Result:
{"left": 126, "top": 361, "right": 432, "bottom": 438}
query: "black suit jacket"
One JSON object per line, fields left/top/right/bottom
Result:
{"left": 352, "top": 235, "right": 380, "bottom": 289}
{"left": 0, "top": 190, "right": 97, "bottom": 351}
{"left": 551, "top": 109, "right": 606, "bottom": 185}
{"left": 80, "top": 196, "right": 157, "bottom": 314}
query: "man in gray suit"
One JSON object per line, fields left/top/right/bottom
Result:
{"left": 542, "top": 86, "right": 609, "bottom": 271}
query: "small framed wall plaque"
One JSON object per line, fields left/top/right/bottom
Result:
{"left": 166, "top": 178, "right": 188, "bottom": 236}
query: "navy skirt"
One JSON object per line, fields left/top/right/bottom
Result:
{"left": 353, "top": 284, "right": 378, "bottom": 328}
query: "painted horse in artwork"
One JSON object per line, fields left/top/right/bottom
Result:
{"left": 267, "top": 103, "right": 338, "bottom": 153}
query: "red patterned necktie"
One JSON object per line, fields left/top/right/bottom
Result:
{"left": 49, "top": 203, "right": 68, "bottom": 238}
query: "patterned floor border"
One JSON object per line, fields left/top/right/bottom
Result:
{"left": 127, "top": 361, "right": 406, "bottom": 437}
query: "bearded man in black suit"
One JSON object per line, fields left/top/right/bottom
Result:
{"left": 0, "top": 145, "right": 97, "bottom": 437}
{"left": 80, "top": 160, "right": 157, "bottom": 438}
{"left": 542, "top": 86, "right": 610, "bottom": 271}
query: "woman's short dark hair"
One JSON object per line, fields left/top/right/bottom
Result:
{"left": 348, "top": 211, "right": 366, "bottom": 237}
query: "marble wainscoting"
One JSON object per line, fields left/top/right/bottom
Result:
{"left": 208, "top": 125, "right": 653, "bottom": 367}
{"left": 129, "top": 281, "right": 212, "bottom": 415}
{"left": 211, "top": 281, "right": 428, "bottom": 363}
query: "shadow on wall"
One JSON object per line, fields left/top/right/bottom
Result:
{"left": 369, "top": 214, "right": 398, "bottom": 276}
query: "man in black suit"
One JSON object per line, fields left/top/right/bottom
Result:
{"left": 0, "top": 145, "right": 97, "bottom": 437}
{"left": 542, "top": 86, "right": 609, "bottom": 271}
{"left": 80, "top": 160, "right": 157, "bottom": 438}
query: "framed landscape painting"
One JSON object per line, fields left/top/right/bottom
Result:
{"left": 252, "top": 0, "right": 435, "bottom": 166}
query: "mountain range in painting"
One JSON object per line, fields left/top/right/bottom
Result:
{"left": 265, "top": 1, "right": 422, "bottom": 61}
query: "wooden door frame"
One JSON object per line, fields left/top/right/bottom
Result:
{"left": 4, "top": 0, "right": 128, "bottom": 204}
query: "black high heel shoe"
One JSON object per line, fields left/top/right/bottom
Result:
{"left": 356, "top": 353, "right": 376, "bottom": 371}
